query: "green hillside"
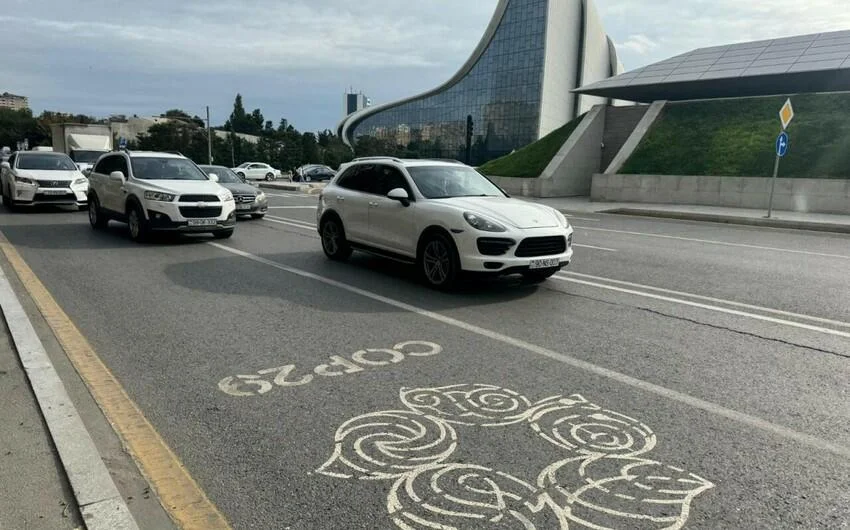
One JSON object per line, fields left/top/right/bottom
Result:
{"left": 478, "top": 113, "right": 585, "bottom": 178}
{"left": 621, "top": 93, "right": 850, "bottom": 178}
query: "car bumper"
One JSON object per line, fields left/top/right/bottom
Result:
{"left": 234, "top": 202, "right": 268, "bottom": 216}
{"left": 453, "top": 226, "right": 574, "bottom": 274}
{"left": 144, "top": 201, "right": 237, "bottom": 232}
{"left": 12, "top": 185, "right": 88, "bottom": 206}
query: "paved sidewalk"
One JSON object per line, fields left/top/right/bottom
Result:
{"left": 525, "top": 196, "right": 850, "bottom": 234}
{"left": 0, "top": 318, "right": 83, "bottom": 530}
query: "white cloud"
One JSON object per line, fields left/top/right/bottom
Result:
{"left": 617, "top": 34, "right": 659, "bottom": 56}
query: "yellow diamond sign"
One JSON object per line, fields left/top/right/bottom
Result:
{"left": 779, "top": 98, "right": 794, "bottom": 130}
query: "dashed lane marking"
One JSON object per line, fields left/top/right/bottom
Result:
{"left": 207, "top": 241, "right": 850, "bottom": 460}
{"left": 0, "top": 232, "right": 231, "bottom": 530}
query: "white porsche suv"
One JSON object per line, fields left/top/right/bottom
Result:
{"left": 317, "top": 158, "right": 573, "bottom": 288}
{"left": 87, "top": 151, "right": 236, "bottom": 241}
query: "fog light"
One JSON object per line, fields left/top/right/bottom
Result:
{"left": 484, "top": 262, "right": 504, "bottom": 270}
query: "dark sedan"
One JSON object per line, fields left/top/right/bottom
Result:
{"left": 200, "top": 165, "right": 268, "bottom": 219}
{"left": 294, "top": 166, "right": 335, "bottom": 182}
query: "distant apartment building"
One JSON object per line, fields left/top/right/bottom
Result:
{"left": 0, "top": 92, "right": 29, "bottom": 110}
{"left": 343, "top": 91, "right": 371, "bottom": 117}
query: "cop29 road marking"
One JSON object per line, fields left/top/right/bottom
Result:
{"left": 208, "top": 241, "right": 850, "bottom": 460}
{"left": 576, "top": 226, "right": 850, "bottom": 259}
{"left": 218, "top": 341, "right": 442, "bottom": 397}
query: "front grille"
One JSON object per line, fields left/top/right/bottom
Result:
{"left": 179, "top": 195, "right": 219, "bottom": 202}
{"left": 515, "top": 236, "right": 567, "bottom": 257}
{"left": 36, "top": 180, "right": 71, "bottom": 188}
{"left": 235, "top": 194, "right": 256, "bottom": 203}
{"left": 179, "top": 206, "right": 222, "bottom": 218}
{"left": 477, "top": 237, "right": 516, "bottom": 256}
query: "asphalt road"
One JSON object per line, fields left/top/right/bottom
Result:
{"left": 1, "top": 192, "right": 849, "bottom": 529}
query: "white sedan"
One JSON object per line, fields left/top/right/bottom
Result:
{"left": 1, "top": 151, "right": 89, "bottom": 210}
{"left": 317, "top": 158, "right": 573, "bottom": 289}
{"left": 231, "top": 162, "right": 281, "bottom": 182}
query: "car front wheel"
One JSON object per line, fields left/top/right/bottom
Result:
{"left": 265, "top": 173, "right": 274, "bottom": 181}
{"left": 320, "top": 217, "right": 352, "bottom": 261}
{"left": 127, "top": 203, "right": 148, "bottom": 242}
{"left": 420, "top": 233, "right": 459, "bottom": 290}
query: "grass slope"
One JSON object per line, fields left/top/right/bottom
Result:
{"left": 622, "top": 93, "right": 850, "bottom": 178}
{"left": 478, "top": 114, "right": 585, "bottom": 178}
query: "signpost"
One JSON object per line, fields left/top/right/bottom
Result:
{"left": 766, "top": 99, "right": 794, "bottom": 218}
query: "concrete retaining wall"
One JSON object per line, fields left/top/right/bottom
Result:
{"left": 591, "top": 174, "right": 850, "bottom": 214}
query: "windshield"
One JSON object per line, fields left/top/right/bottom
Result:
{"left": 16, "top": 153, "right": 78, "bottom": 171}
{"left": 200, "top": 165, "right": 243, "bottom": 184}
{"left": 131, "top": 157, "right": 209, "bottom": 181}
{"left": 71, "top": 150, "right": 107, "bottom": 163}
{"left": 406, "top": 166, "right": 505, "bottom": 199}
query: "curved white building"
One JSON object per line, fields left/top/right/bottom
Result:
{"left": 338, "top": 0, "right": 622, "bottom": 164}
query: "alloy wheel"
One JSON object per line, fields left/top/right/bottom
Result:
{"left": 423, "top": 240, "right": 451, "bottom": 285}
{"left": 322, "top": 221, "right": 339, "bottom": 255}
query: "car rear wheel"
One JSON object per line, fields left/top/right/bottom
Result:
{"left": 127, "top": 203, "right": 148, "bottom": 242}
{"left": 88, "top": 196, "right": 108, "bottom": 229}
{"left": 521, "top": 268, "right": 559, "bottom": 284}
{"left": 304, "top": 175, "right": 312, "bottom": 182}
{"left": 420, "top": 233, "right": 459, "bottom": 290}
{"left": 321, "top": 216, "right": 352, "bottom": 261}
{"left": 265, "top": 173, "right": 274, "bottom": 181}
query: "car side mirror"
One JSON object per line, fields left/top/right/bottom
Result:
{"left": 109, "top": 171, "right": 125, "bottom": 182}
{"left": 208, "top": 173, "right": 219, "bottom": 182}
{"left": 387, "top": 187, "right": 410, "bottom": 207}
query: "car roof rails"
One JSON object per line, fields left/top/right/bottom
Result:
{"left": 426, "top": 158, "right": 464, "bottom": 164}
{"left": 352, "top": 156, "right": 403, "bottom": 163}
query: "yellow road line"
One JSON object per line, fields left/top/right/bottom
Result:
{"left": 0, "top": 231, "right": 231, "bottom": 530}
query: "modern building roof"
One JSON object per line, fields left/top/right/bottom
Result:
{"left": 575, "top": 30, "right": 850, "bottom": 102}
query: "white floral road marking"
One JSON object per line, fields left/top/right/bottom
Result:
{"left": 317, "top": 384, "right": 714, "bottom": 529}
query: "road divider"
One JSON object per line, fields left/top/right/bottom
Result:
{"left": 207, "top": 241, "right": 850, "bottom": 460}
{"left": 218, "top": 341, "right": 442, "bottom": 397}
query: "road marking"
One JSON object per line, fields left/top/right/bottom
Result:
{"left": 267, "top": 206, "right": 317, "bottom": 209}
{"left": 318, "top": 384, "right": 713, "bottom": 528}
{"left": 573, "top": 244, "right": 617, "bottom": 252}
{"left": 0, "top": 234, "right": 231, "bottom": 530}
{"left": 552, "top": 274, "right": 850, "bottom": 339}
{"left": 264, "top": 191, "right": 313, "bottom": 198}
{"left": 0, "top": 253, "right": 139, "bottom": 529}
{"left": 560, "top": 271, "right": 850, "bottom": 330}
{"left": 576, "top": 227, "right": 850, "bottom": 259}
{"left": 208, "top": 242, "right": 850, "bottom": 460}
{"left": 262, "top": 216, "right": 317, "bottom": 231}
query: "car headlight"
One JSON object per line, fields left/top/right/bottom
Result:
{"left": 15, "top": 175, "right": 35, "bottom": 185}
{"left": 554, "top": 210, "right": 571, "bottom": 229}
{"left": 255, "top": 191, "right": 266, "bottom": 202}
{"left": 73, "top": 178, "right": 88, "bottom": 186}
{"left": 144, "top": 191, "right": 176, "bottom": 202}
{"left": 463, "top": 212, "right": 507, "bottom": 232}
{"left": 220, "top": 191, "right": 233, "bottom": 202}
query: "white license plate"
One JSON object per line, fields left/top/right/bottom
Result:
{"left": 42, "top": 190, "right": 67, "bottom": 195}
{"left": 236, "top": 204, "right": 252, "bottom": 211}
{"left": 187, "top": 219, "right": 217, "bottom": 226}
{"left": 529, "top": 257, "right": 560, "bottom": 270}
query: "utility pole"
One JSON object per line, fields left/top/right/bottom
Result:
{"left": 206, "top": 106, "right": 212, "bottom": 164}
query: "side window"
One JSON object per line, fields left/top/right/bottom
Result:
{"left": 373, "top": 165, "right": 411, "bottom": 197}
{"left": 337, "top": 165, "right": 373, "bottom": 193}
{"left": 115, "top": 156, "right": 129, "bottom": 177}
{"left": 93, "top": 156, "right": 116, "bottom": 176}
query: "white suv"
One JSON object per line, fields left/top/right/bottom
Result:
{"left": 87, "top": 151, "right": 237, "bottom": 241}
{"left": 317, "top": 158, "right": 573, "bottom": 288}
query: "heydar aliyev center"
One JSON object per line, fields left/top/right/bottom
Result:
{"left": 338, "top": 0, "right": 623, "bottom": 164}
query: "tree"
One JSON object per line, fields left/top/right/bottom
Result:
{"left": 226, "top": 94, "right": 251, "bottom": 134}
{"left": 0, "top": 108, "right": 49, "bottom": 149}
{"left": 301, "top": 132, "right": 320, "bottom": 164}
{"left": 163, "top": 109, "right": 204, "bottom": 128}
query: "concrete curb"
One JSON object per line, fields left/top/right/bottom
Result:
{"left": 603, "top": 208, "right": 850, "bottom": 235}
{"left": 0, "top": 267, "right": 138, "bottom": 530}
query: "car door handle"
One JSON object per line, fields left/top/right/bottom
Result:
{"left": 336, "top": 196, "right": 344, "bottom": 202}
{"left": 369, "top": 201, "right": 378, "bottom": 207}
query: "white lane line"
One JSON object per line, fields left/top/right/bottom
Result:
{"left": 207, "top": 242, "right": 850, "bottom": 460}
{"left": 573, "top": 244, "right": 617, "bottom": 252}
{"left": 561, "top": 271, "right": 850, "bottom": 330}
{"left": 267, "top": 206, "right": 318, "bottom": 209}
{"left": 552, "top": 274, "right": 850, "bottom": 339}
{"left": 575, "top": 227, "right": 850, "bottom": 259}
{"left": 267, "top": 215, "right": 316, "bottom": 228}
{"left": 0, "top": 267, "right": 139, "bottom": 529}
{"left": 262, "top": 217, "right": 317, "bottom": 231}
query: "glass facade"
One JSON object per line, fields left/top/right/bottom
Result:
{"left": 349, "top": 0, "right": 549, "bottom": 165}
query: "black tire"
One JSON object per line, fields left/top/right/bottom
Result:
{"left": 213, "top": 229, "right": 234, "bottom": 240}
{"left": 320, "top": 216, "right": 352, "bottom": 261}
{"left": 419, "top": 232, "right": 460, "bottom": 290}
{"left": 251, "top": 213, "right": 265, "bottom": 220}
{"left": 304, "top": 175, "right": 312, "bottom": 182}
{"left": 126, "top": 202, "right": 149, "bottom": 242}
{"left": 88, "top": 195, "right": 109, "bottom": 229}
{"left": 521, "top": 268, "right": 559, "bottom": 284}
{"left": 265, "top": 173, "right": 274, "bottom": 181}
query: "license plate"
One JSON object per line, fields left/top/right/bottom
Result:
{"left": 187, "top": 219, "right": 217, "bottom": 226}
{"left": 529, "top": 257, "right": 560, "bottom": 270}
{"left": 42, "top": 190, "right": 67, "bottom": 195}
{"left": 237, "top": 204, "right": 252, "bottom": 211}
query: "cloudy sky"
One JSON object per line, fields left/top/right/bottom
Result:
{"left": 3, "top": 0, "right": 850, "bottom": 132}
